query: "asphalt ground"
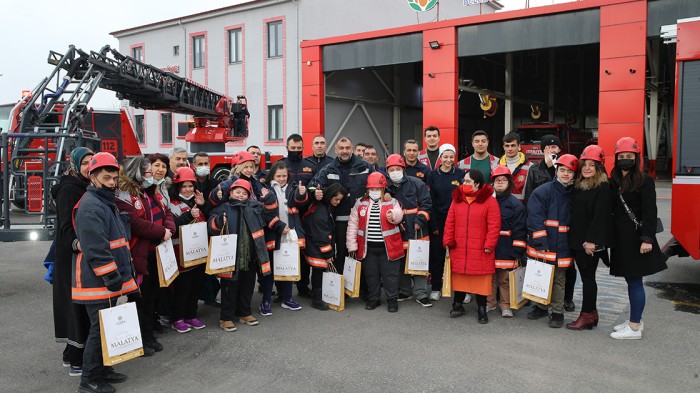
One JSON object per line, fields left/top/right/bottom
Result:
{"left": 0, "top": 180, "right": 699, "bottom": 392}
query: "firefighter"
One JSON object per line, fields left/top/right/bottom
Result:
{"left": 418, "top": 126, "right": 442, "bottom": 169}
{"left": 354, "top": 143, "right": 367, "bottom": 160}
{"left": 487, "top": 166, "right": 527, "bottom": 318}
{"left": 308, "top": 137, "right": 374, "bottom": 274}
{"left": 457, "top": 130, "right": 499, "bottom": 180}
{"left": 73, "top": 152, "right": 138, "bottom": 393}
{"left": 209, "top": 151, "right": 264, "bottom": 206}
{"left": 384, "top": 154, "right": 433, "bottom": 307}
{"left": 363, "top": 145, "right": 381, "bottom": 171}
{"left": 247, "top": 145, "right": 268, "bottom": 184}
{"left": 192, "top": 152, "right": 220, "bottom": 215}
{"left": 347, "top": 172, "right": 405, "bottom": 312}
{"left": 525, "top": 154, "right": 579, "bottom": 328}
{"left": 279, "top": 134, "right": 317, "bottom": 187}
{"left": 498, "top": 132, "right": 532, "bottom": 203}
{"left": 306, "top": 135, "right": 333, "bottom": 171}
{"left": 402, "top": 139, "right": 430, "bottom": 182}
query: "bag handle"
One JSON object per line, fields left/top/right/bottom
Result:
{"left": 415, "top": 228, "right": 423, "bottom": 240}
{"left": 327, "top": 261, "right": 337, "bottom": 273}
{"left": 349, "top": 251, "right": 356, "bottom": 260}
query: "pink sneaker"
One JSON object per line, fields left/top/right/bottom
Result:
{"left": 184, "top": 318, "right": 206, "bottom": 330}
{"left": 171, "top": 319, "right": 191, "bottom": 333}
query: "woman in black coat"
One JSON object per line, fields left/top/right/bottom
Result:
{"left": 49, "top": 147, "right": 93, "bottom": 375}
{"left": 566, "top": 145, "right": 611, "bottom": 331}
{"left": 608, "top": 137, "right": 667, "bottom": 340}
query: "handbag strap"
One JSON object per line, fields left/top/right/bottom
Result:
{"left": 327, "top": 261, "right": 337, "bottom": 273}
{"left": 618, "top": 195, "right": 641, "bottom": 229}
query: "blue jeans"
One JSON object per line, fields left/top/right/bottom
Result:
{"left": 82, "top": 299, "right": 116, "bottom": 385}
{"left": 262, "top": 275, "right": 292, "bottom": 303}
{"left": 625, "top": 276, "right": 645, "bottom": 323}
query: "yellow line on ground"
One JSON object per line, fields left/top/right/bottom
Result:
{"left": 671, "top": 300, "right": 700, "bottom": 307}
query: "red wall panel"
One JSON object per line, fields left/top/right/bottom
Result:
{"left": 600, "top": 22, "right": 646, "bottom": 59}
{"left": 600, "top": 2, "right": 646, "bottom": 26}
{"left": 599, "top": 56, "right": 646, "bottom": 91}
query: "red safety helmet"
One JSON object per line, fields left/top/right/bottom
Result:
{"left": 231, "top": 151, "right": 255, "bottom": 166}
{"left": 229, "top": 179, "right": 253, "bottom": 195}
{"left": 555, "top": 154, "right": 579, "bottom": 172}
{"left": 173, "top": 167, "right": 197, "bottom": 184}
{"left": 580, "top": 145, "right": 605, "bottom": 164}
{"left": 490, "top": 165, "right": 512, "bottom": 180}
{"left": 88, "top": 152, "right": 119, "bottom": 174}
{"left": 614, "top": 137, "right": 640, "bottom": 154}
{"left": 366, "top": 172, "right": 387, "bottom": 188}
{"left": 385, "top": 154, "right": 406, "bottom": 169}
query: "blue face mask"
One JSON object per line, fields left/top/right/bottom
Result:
{"left": 142, "top": 177, "right": 154, "bottom": 188}
{"left": 154, "top": 178, "right": 165, "bottom": 185}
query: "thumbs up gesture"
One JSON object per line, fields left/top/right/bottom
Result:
{"left": 216, "top": 184, "right": 223, "bottom": 200}
{"left": 298, "top": 181, "right": 306, "bottom": 195}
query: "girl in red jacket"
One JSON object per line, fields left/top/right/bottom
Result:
{"left": 347, "top": 173, "right": 405, "bottom": 312}
{"left": 443, "top": 169, "right": 501, "bottom": 324}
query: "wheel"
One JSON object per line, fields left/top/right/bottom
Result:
{"left": 211, "top": 166, "right": 231, "bottom": 182}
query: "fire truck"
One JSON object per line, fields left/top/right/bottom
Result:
{"left": 0, "top": 45, "right": 271, "bottom": 241}
{"left": 514, "top": 123, "right": 595, "bottom": 161}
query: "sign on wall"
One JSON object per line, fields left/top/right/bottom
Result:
{"left": 464, "top": 0, "right": 493, "bottom": 5}
{"left": 407, "top": 0, "right": 438, "bottom": 12}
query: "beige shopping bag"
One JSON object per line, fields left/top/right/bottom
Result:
{"left": 273, "top": 237, "right": 301, "bottom": 282}
{"left": 405, "top": 238, "right": 430, "bottom": 276}
{"left": 156, "top": 239, "right": 179, "bottom": 287}
{"left": 521, "top": 258, "right": 555, "bottom": 305}
{"left": 322, "top": 262, "right": 345, "bottom": 311}
{"left": 343, "top": 254, "right": 362, "bottom": 298}
{"left": 441, "top": 249, "right": 452, "bottom": 297}
{"left": 508, "top": 266, "right": 528, "bottom": 310}
{"left": 178, "top": 221, "right": 209, "bottom": 268}
{"left": 99, "top": 302, "right": 143, "bottom": 366}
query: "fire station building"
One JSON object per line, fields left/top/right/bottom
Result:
{"left": 112, "top": 0, "right": 700, "bottom": 177}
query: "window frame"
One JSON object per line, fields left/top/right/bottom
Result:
{"left": 267, "top": 105, "right": 283, "bottom": 142}
{"left": 160, "top": 113, "right": 173, "bottom": 145}
{"left": 228, "top": 28, "right": 242, "bottom": 63}
{"left": 192, "top": 35, "right": 205, "bottom": 69}
{"left": 134, "top": 114, "right": 145, "bottom": 145}
{"left": 267, "top": 21, "right": 283, "bottom": 58}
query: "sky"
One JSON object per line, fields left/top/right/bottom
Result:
{"left": 0, "top": 0, "right": 572, "bottom": 108}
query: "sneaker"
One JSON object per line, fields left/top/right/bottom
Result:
{"left": 62, "top": 360, "right": 70, "bottom": 368}
{"left": 365, "top": 300, "right": 381, "bottom": 310}
{"left": 416, "top": 297, "right": 433, "bottom": 307}
{"left": 613, "top": 320, "right": 645, "bottom": 332}
{"left": 549, "top": 312, "right": 564, "bottom": 328}
{"left": 527, "top": 306, "right": 549, "bottom": 320}
{"left": 69, "top": 366, "right": 82, "bottom": 377}
{"left": 450, "top": 302, "right": 466, "bottom": 318}
{"left": 397, "top": 293, "right": 413, "bottom": 302}
{"left": 143, "top": 337, "right": 163, "bottom": 352}
{"left": 259, "top": 301, "right": 273, "bottom": 316}
{"left": 502, "top": 308, "right": 514, "bottom": 318}
{"left": 387, "top": 299, "right": 399, "bottom": 313}
{"left": 78, "top": 381, "right": 115, "bottom": 393}
{"left": 564, "top": 300, "right": 576, "bottom": 312}
{"left": 184, "top": 318, "right": 206, "bottom": 330}
{"left": 462, "top": 293, "right": 472, "bottom": 304}
{"left": 486, "top": 305, "right": 497, "bottom": 313}
{"left": 219, "top": 320, "right": 237, "bottom": 332}
{"left": 610, "top": 324, "right": 642, "bottom": 340}
{"left": 429, "top": 291, "right": 441, "bottom": 301}
{"left": 100, "top": 371, "right": 127, "bottom": 384}
{"left": 171, "top": 320, "right": 192, "bottom": 333}
{"left": 239, "top": 315, "right": 259, "bottom": 326}
{"left": 281, "top": 299, "right": 302, "bottom": 311}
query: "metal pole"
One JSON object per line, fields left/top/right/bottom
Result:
{"left": 2, "top": 133, "right": 10, "bottom": 230}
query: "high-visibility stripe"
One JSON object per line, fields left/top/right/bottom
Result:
{"left": 499, "top": 230, "right": 512, "bottom": 236}
{"left": 72, "top": 278, "right": 137, "bottom": 301}
{"left": 495, "top": 259, "right": 517, "bottom": 269}
{"left": 319, "top": 244, "right": 332, "bottom": 253}
{"left": 109, "top": 238, "right": 128, "bottom": 250}
{"left": 403, "top": 241, "right": 409, "bottom": 250}
{"left": 545, "top": 220, "right": 559, "bottom": 227}
{"left": 211, "top": 219, "right": 221, "bottom": 232}
{"left": 558, "top": 258, "right": 573, "bottom": 268}
{"left": 268, "top": 216, "right": 280, "bottom": 229}
{"left": 266, "top": 241, "right": 275, "bottom": 250}
{"left": 261, "top": 262, "right": 271, "bottom": 274}
{"left": 357, "top": 230, "right": 365, "bottom": 236}
{"left": 526, "top": 246, "right": 556, "bottom": 261}
{"left": 306, "top": 256, "right": 329, "bottom": 268}
{"left": 251, "top": 229, "right": 264, "bottom": 239}
{"left": 418, "top": 235, "right": 430, "bottom": 241}
{"left": 75, "top": 253, "right": 83, "bottom": 288}
{"left": 336, "top": 215, "right": 350, "bottom": 222}
{"left": 297, "top": 238, "right": 306, "bottom": 248}
{"left": 532, "top": 230, "right": 547, "bottom": 239}
{"left": 288, "top": 207, "right": 299, "bottom": 214}
{"left": 512, "top": 240, "right": 527, "bottom": 248}
{"left": 218, "top": 272, "right": 234, "bottom": 279}
{"left": 264, "top": 201, "right": 279, "bottom": 210}
{"left": 418, "top": 211, "right": 430, "bottom": 221}
{"left": 403, "top": 208, "right": 418, "bottom": 214}
{"left": 382, "top": 227, "right": 401, "bottom": 237}
{"left": 558, "top": 226, "right": 569, "bottom": 233}
{"left": 93, "top": 261, "right": 117, "bottom": 276}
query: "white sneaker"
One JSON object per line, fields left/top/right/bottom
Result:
{"left": 613, "top": 320, "right": 644, "bottom": 332}
{"left": 610, "top": 324, "right": 642, "bottom": 340}
{"left": 501, "top": 308, "right": 513, "bottom": 318}
{"left": 486, "top": 305, "right": 497, "bottom": 312}
{"left": 462, "top": 293, "right": 472, "bottom": 304}
{"left": 429, "top": 291, "right": 441, "bottom": 301}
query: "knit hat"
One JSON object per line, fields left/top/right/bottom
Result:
{"left": 540, "top": 134, "right": 562, "bottom": 151}
{"left": 438, "top": 143, "right": 456, "bottom": 158}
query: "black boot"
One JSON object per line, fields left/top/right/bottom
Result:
{"left": 311, "top": 289, "right": 328, "bottom": 311}
{"left": 78, "top": 381, "right": 115, "bottom": 393}
{"left": 527, "top": 306, "right": 549, "bottom": 320}
{"left": 549, "top": 312, "right": 564, "bottom": 328}
{"left": 143, "top": 336, "right": 163, "bottom": 352}
{"left": 477, "top": 305, "right": 488, "bottom": 324}
{"left": 450, "top": 302, "right": 465, "bottom": 318}
{"left": 564, "top": 299, "right": 576, "bottom": 312}
{"left": 387, "top": 299, "right": 398, "bottom": 313}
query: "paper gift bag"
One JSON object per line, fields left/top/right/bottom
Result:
{"left": 156, "top": 239, "right": 179, "bottom": 287}
{"left": 206, "top": 233, "right": 238, "bottom": 275}
{"left": 322, "top": 263, "right": 345, "bottom": 311}
{"left": 508, "top": 266, "right": 528, "bottom": 310}
{"left": 522, "top": 258, "right": 555, "bottom": 305}
{"left": 178, "top": 221, "right": 209, "bottom": 268}
{"left": 441, "top": 249, "right": 452, "bottom": 297}
{"left": 405, "top": 239, "right": 430, "bottom": 276}
{"left": 273, "top": 239, "right": 301, "bottom": 282}
{"left": 343, "top": 256, "right": 362, "bottom": 298}
{"left": 99, "top": 302, "right": 143, "bottom": 366}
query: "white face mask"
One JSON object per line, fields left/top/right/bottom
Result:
{"left": 388, "top": 171, "right": 404, "bottom": 183}
{"left": 179, "top": 193, "right": 194, "bottom": 201}
{"left": 368, "top": 190, "right": 382, "bottom": 201}
{"left": 195, "top": 166, "right": 210, "bottom": 177}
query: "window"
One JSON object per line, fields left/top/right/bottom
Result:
{"left": 131, "top": 46, "right": 143, "bottom": 62}
{"left": 268, "top": 105, "right": 283, "bottom": 141}
{"left": 161, "top": 113, "right": 173, "bottom": 144}
{"left": 193, "top": 35, "right": 205, "bottom": 68}
{"left": 229, "top": 29, "right": 242, "bottom": 63}
{"left": 134, "top": 114, "right": 145, "bottom": 144}
{"left": 267, "top": 21, "right": 283, "bottom": 58}
{"left": 173, "top": 45, "right": 179, "bottom": 56}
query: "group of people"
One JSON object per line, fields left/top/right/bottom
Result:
{"left": 49, "top": 127, "right": 667, "bottom": 393}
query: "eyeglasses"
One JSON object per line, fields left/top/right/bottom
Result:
{"left": 493, "top": 178, "right": 509, "bottom": 183}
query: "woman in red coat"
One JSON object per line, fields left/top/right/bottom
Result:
{"left": 443, "top": 169, "right": 501, "bottom": 324}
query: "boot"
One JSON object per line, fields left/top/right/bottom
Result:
{"left": 549, "top": 312, "right": 564, "bottom": 328}
{"left": 477, "top": 305, "right": 488, "bottom": 324}
{"left": 311, "top": 289, "right": 328, "bottom": 311}
{"left": 591, "top": 310, "right": 599, "bottom": 326}
{"left": 566, "top": 312, "right": 596, "bottom": 330}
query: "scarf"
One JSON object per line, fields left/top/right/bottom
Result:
{"left": 271, "top": 181, "right": 289, "bottom": 226}
{"left": 505, "top": 155, "right": 520, "bottom": 173}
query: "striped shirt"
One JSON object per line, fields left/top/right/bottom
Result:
{"left": 366, "top": 201, "right": 383, "bottom": 243}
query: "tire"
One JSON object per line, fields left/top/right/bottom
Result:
{"left": 212, "top": 166, "right": 231, "bottom": 182}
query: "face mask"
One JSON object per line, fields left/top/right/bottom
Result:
{"left": 195, "top": 166, "right": 210, "bottom": 177}
{"left": 142, "top": 177, "right": 154, "bottom": 189}
{"left": 460, "top": 183, "right": 477, "bottom": 195}
{"left": 389, "top": 171, "right": 404, "bottom": 183}
{"left": 179, "top": 193, "right": 194, "bottom": 201}
{"left": 617, "top": 159, "right": 635, "bottom": 171}
{"left": 288, "top": 151, "right": 303, "bottom": 162}
{"left": 368, "top": 190, "right": 382, "bottom": 201}
{"left": 92, "top": 179, "right": 117, "bottom": 193}
{"left": 154, "top": 178, "right": 165, "bottom": 185}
